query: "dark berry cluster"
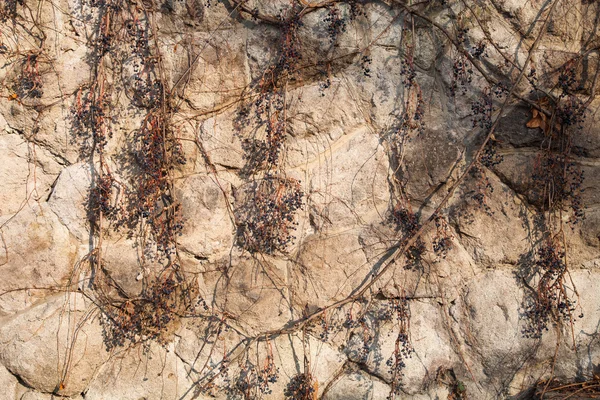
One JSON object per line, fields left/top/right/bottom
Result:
{"left": 284, "top": 373, "right": 316, "bottom": 400}
{"left": 480, "top": 140, "right": 503, "bottom": 168}
{"left": 531, "top": 152, "right": 584, "bottom": 224}
{"left": 432, "top": 236, "right": 453, "bottom": 258}
{"left": 528, "top": 67, "right": 539, "bottom": 93}
{"left": 116, "top": 111, "right": 186, "bottom": 256}
{"left": 432, "top": 215, "right": 453, "bottom": 258}
{"left": 96, "top": 14, "right": 114, "bottom": 57}
{"left": 471, "top": 88, "right": 493, "bottom": 130}
{"left": 276, "top": 10, "right": 303, "bottom": 76}
{"left": 354, "top": 317, "right": 374, "bottom": 361}
{"left": 131, "top": 63, "right": 164, "bottom": 108}
{"left": 232, "top": 343, "right": 280, "bottom": 398}
{"left": 88, "top": 169, "right": 117, "bottom": 224}
{"left": 520, "top": 90, "right": 587, "bottom": 341}
{"left": 12, "top": 77, "right": 43, "bottom": 99}
{"left": 234, "top": 360, "right": 258, "bottom": 398}
{"left": 233, "top": 8, "right": 307, "bottom": 257}
{"left": 324, "top": 6, "right": 347, "bottom": 44}
{"left": 132, "top": 113, "right": 184, "bottom": 182}
{"left": 557, "top": 60, "right": 577, "bottom": 93}
{"left": 88, "top": 0, "right": 120, "bottom": 8}
{"left": 219, "top": 353, "right": 231, "bottom": 382}
{"left": 470, "top": 40, "right": 487, "bottom": 59}
{"left": 385, "top": 333, "right": 412, "bottom": 398}
{"left": 314, "top": 311, "right": 346, "bottom": 341}
{"left": 0, "top": 0, "right": 23, "bottom": 22}
{"left": 412, "top": 92, "right": 425, "bottom": 127}
{"left": 556, "top": 95, "right": 586, "bottom": 129}
{"left": 521, "top": 239, "right": 580, "bottom": 338}
{"left": 125, "top": 18, "right": 150, "bottom": 57}
{"left": 527, "top": 78, "right": 587, "bottom": 230}
{"left": 12, "top": 54, "right": 43, "bottom": 99}
{"left": 234, "top": 7, "right": 304, "bottom": 171}
{"left": 385, "top": 299, "right": 413, "bottom": 398}
{"left": 343, "top": 305, "right": 361, "bottom": 329}
{"left": 404, "top": 239, "right": 427, "bottom": 270}
{"left": 100, "top": 270, "right": 190, "bottom": 350}
{"left": 71, "top": 1, "right": 119, "bottom": 153}
{"left": 190, "top": 296, "right": 210, "bottom": 313}
{"left": 536, "top": 240, "right": 566, "bottom": 277}
{"left": 348, "top": 0, "right": 367, "bottom": 19}
{"left": 238, "top": 7, "right": 303, "bottom": 98}
{"left": 388, "top": 205, "right": 419, "bottom": 235}
{"left": 124, "top": 14, "right": 165, "bottom": 109}
{"left": 400, "top": 42, "right": 416, "bottom": 87}
{"left": 528, "top": 66, "right": 537, "bottom": 81}
{"left": 456, "top": 26, "right": 469, "bottom": 46}
{"left": 236, "top": 29, "right": 297, "bottom": 174}
{"left": 120, "top": 11, "right": 185, "bottom": 256}
{"left": 318, "top": 314, "right": 331, "bottom": 341}
{"left": 450, "top": 55, "right": 473, "bottom": 97}
{"left": 86, "top": 0, "right": 121, "bottom": 60}
{"left": 71, "top": 83, "right": 113, "bottom": 157}
{"left": 376, "top": 298, "right": 411, "bottom": 324}
{"left": 257, "top": 347, "right": 279, "bottom": 394}
{"left": 361, "top": 55, "right": 372, "bottom": 77}
{"left": 387, "top": 204, "right": 426, "bottom": 269}
{"left": 318, "top": 76, "right": 331, "bottom": 95}
{"left": 491, "top": 81, "right": 508, "bottom": 98}
{"left": 238, "top": 136, "right": 274, "bottom": 177}
{"left": 235, "top": 175, "right": 303, "bottom": 254}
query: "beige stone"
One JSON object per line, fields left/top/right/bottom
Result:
{"left": 0, "top": 204, "right": 78, "bottom": 314}
{"left": 0, "top": 293, "right": 108, "bottom": 396}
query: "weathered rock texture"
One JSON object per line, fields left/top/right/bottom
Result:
{"left": 0, "top": 0, "right": 599, "bottom": 399}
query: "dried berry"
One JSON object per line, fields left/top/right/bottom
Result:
{"left": 235, "top": 175, "right": 303, "bottom": 254}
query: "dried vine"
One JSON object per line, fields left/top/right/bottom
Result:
{"left": 0, "top": 0, "right": 597, "bottom": 398}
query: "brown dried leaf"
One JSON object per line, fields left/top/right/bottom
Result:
{"left": 526, "top": 116, "right": 542, "bottom": 129}
{"left": 526, "top": 99, "right": 550, "bottom": 133}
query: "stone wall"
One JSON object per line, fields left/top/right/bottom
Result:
{"left": 0, "top": 0, "right": 599, "bottom": 399}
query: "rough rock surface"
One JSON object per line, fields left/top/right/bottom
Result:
{"left": 0, "top": 0, "right": 599, "bottom": 399}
